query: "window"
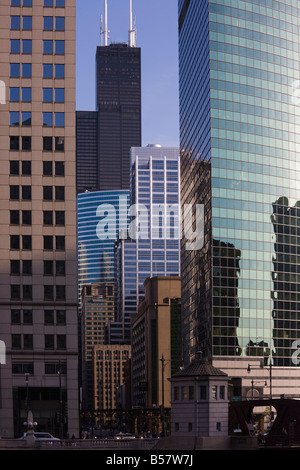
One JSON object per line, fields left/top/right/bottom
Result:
{"left": 55, "top": 186, "right": 65, "bottom": 201}
{"left": 200, "top": 386, "right": 207, "bottom": 400}
{"left": 56, "top": 235, "right": 65, "bottom": 250}
{"left": 10, "top": 63, "right": 20, "bottom": 78}
{"left": 43, "top": 88, "right": 52, "bottom": 102}
{"left": 22, "top": 136, "right": 31, "bottom": 151}
{"left": 55, "top": 161, "right": 64, "bottom": 176}
{"left": 44, "top": 310, "right": 54, "bottom": 324}
{"left": 10, "top": 210, "right": 20, "bottom": 225}
{"left": 44, "top": 260, "right": 53, "bottom": 275}
{"left": 55, "top": 137, "right": 64, "bottom": 151}
{"left": 10, "top": 112, "right": 19, "bottom": 127}
{"left": 220, "top": 386, "right": 225, "bottom": 400}
{"left": 43, "top": 16, "right": 53, "bottom": 30}
{"left": 43, "top": 211, "right": 53, "bottom": 225}
{"left": 11, "top": 16, "right": 21, "bottom": 30}
{"left": 212, "top": 386, "right": 218, "bottom": 400}
{"left": 10, "top": 87, "right": 19, "bottom": 102}
{"left": 10, "top": 185, "right": 19, "bottom": 200}
{"left": 55, "top": 211, "right": 65, "bottom": 226}
{"left": 44, "top": 285, "right": 54, "bottom": 301}
{"left": 43, "top": 40, "right": 53, "bottom": 54}
{"left": 11, "top": 309, "right": 21, "bottom": 324}
{"left": 45, "top": 363, "right": 66, "bottom": 374}
{"left": 22, "top": 261, "right": 32, "bottom": 276}
{"left": 11, "top": 285, "right": 21, "bottom": 300}
{"left": 55, "top": 112, "right": 64, "bottom": 127}
{"left": 10, "top": 39, "right": 20, "bottom": 54}
{"left": 188, "top": 423, "right": 193, "bottom": 432}
{"left": 56, "top": 0, "right": 65, "bottom": 7}
{"left": 174, "top": 386, "right": 180, "bottom": 400}
{"left": 44, "top": 0, "right": 53, "bottom": 6}
{"left": 55, "top": 40, "right": 65, "bottom": 55}
{"left": 10, "top": 235, "right": 20, "bottom": 250}
{"left": 45, "top": 334, "right": 55, "bottom": 349}
{"left": 22, "top": 210, "right": 32, "bottom": 225}
{"left": 43, "top": 186, "right": 53, "bottom": 200}
{"left": 43, "top": 112, "right": 53, "bottom": 127}
{"left": 23, "top": 334, "right": 33, "bottom": 349}
{"left": 55, "top": 17, "right": 65, "bottom": 31}
{"left": 22, "top": 63, "right": 32, "bottom": 78}
{"left": 23, "top": 0, "right": 33, "bottom": 6}
{"left": 11, "top": 0, "right": 21, "bottom": 5}
{"left": 22, "top": 16, "right": 32, "bottom": 30}
{"left": 10, "top": 136, "right": 19, "bottom": 150}
{"left": 10, "top": 161, "right": 19, "bottom": 175}
{"left": 22, "top": 161, "right": 31, "bottom": 175}
{"left": 56, "top": 286, "right": 65, "bottom": 300}
{"left": 56, "top": 310, "right": 66, "bottom": 324}
{"left": 22, "top": 87, "right": 31, "bottom": 102}
{"left": 44, "top": 236, "right": 53, "bottom": 250}
{"left": 43, "top": 64, "right": 53, "bottom": 78}
{"left": 43, "top": 161, "right": 52, "bottom": 175}
{"left": 23, "top": 285, "right": 32, "bottom": 300}
{"left": 22, "top": 235, "right": 32, "bottom": 250}
{"left": 55, "top": 88, "right": 64, "bottom": 102}
{"left": 43, "top": 137, "right": 53, "bottom": 151}
{"left": 12, "top": 363, "right": 34, "bottom": 374}
{"left": 22, "top": 111, "right": 31, "bottom": 126}
{"left": 56, "top": 260, "right": 65, "bottom": 275}
{"left": 12, "top": 334, "right": 21, "bottom": 348}
{"left": 11, "top": 260, "right": 20, "bottom": 275}
{"left": 55, "top": 64, "right": 64, "bottom": 78}
{"left": 22, "top": 40, "right": 32, "bottom": 54}
{"left": 57, "top": 334, "right": 66, "bottom": 349}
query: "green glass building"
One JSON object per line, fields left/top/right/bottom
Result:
{"left": 179, "top": 0, "right": 300, "bottom": 397}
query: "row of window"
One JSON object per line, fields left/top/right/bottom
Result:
{"left": 10, "top": 160, "right": 64, "bottom": 176}
{"left": 10, "top": 63, "right": 65, "bottom": 78}
{"left": 11, "top": 334, "right": 67, "bottom": 350}
{"left": 12, "top": 363, "right": 67, "bottom": 376}
{"left": 10, "top": 112, "right": 65, "bottom": 128}
{"left": 10, "top": 87, "right": 64, "bottom": 102}
{"left": 11, "top": 260, "right": 65, "bottom": 276}
{"left": 10, "top": 136, "right": 65, "bottom": 152}
{"left": 11, "top": 16, "right": 65, "bottom": 32}
{"left": 11, "top": 284, "right": 66, "bottom": 301}
{"left": 10, "top": 185, "right": 65, "bottom": 200}
{"left": 11, "top": 309, "right": 66, "bottom": 325}
{"left": 11, "top": 0, "right": 65, "bottom": 8}
{"left": 173, "top": 384, "right": 226, "bottom": 401}
{"left": 10, "top": 235, "right": 65, "bottom": 251}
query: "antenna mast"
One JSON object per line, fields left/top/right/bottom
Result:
{"left": 101, "top": 0, "right": 109, "bottom": 46}
{"left": 129, "top": 0, "right": 136, "bottom": 47}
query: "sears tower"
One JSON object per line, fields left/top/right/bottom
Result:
{"left": 76, "top": 0, "right": 141, "bottom": 192}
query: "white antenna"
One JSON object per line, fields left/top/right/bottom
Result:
{"left": 129, "top": 0, "right": 136, "bottom": 47}
{"left": 101, "top": 0, "right": 109, "bottom": 46}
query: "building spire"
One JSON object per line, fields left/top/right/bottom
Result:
{"left": 129, "top": 0, "right": 136, "bottom": 47}
{"left": 100, "top": 0, "right": 109, "bottom": 46}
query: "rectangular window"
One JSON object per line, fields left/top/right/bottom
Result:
{"left": 22, "top": 285, "right": 32, "bottom": 301}
{"left": 55, "top": 17, "right": 65, "bottom": 30}
{"left": 11, "top": 0, "right": 21, "bottom": 5}
{"left": 10, "top": 136, "right": 19, "bottom": 151}
{"left": 22, "top": 39, "right": 32, "bottom": 54}
{"left": 43, "top": 186, "right": 53, "bottom": 200}
{"left": 23, "top": 0, "right": 33, "bottom": 6}
{"left": 10, "top": 210, "right": 20, "bottom": 225}
{"left": 43, "top": 112, "right": 53, "bottom": 127}
{"left": 44, "top": 286, "right": 54, "bottom": 301}
{"left": 43, "top": 64, "right": 53, "bottom": 78}
{"left": 44, "top": 310, "right": 54, "bottom": 324}
{"left": 56, "top": 286, "right": 65, "bottom": 300}
{"left": 55, "top": 63, "right": 64, "bottom": 78}
{"left": 43, "top": 16, "right": 53, "bottom": 30}
{"left": 10, "top": 161, "right": 19, "bottom": 175}
{"left": 12, "top": 333, "right": 21, "bottom": 348}
{"left": 56, "top": 334, "right": 66, "bottom": 349}
{"left": 55, "top": 186, "right": 65, "bottom": 201}
{"left": 55, "top": 161, "right": 64, "bottom": 176}
{"left": 10, "top": 39, "right": 20, "bottom": 54}
{"left": 11, "top": 309, "right": 21, "bottom": 324}
{"left": 56, "top": 310, "right": 66, "bottom": 324}
{"left": 44, "top": 235, "right": 53, "bottom": 250}
{"left": 22, "top": 185, "right": 31, "bottom": 200}
{"left": 55, "top": 40, "right": 65, "bottom": 55}
{"left": 44, "top": 0, "right": 54, "bottom": 6}
{"left": 10, "top": 87, "right": 20, "bottom": 102}
{"left": 45, "top": 334, "right": 54, "bottom": 349}
{"left": 44, "top": 260, "right": 53, "bottom": 275}
{"left": 43, "top": 88, "right": 53, "bottom": 102}
{"left": 22, "top": 63, "right": 32, "bottom": 78}
{"left": 55, "top": 112, "right": 64, "bottom": 127}
{"left": 56, "top": 235, "right": 65, "bottom": 250}
{"left": 21, "top": 111, "right": 31, "bottom": 127}
{"left": 10, "top": 112, "right": 19, "bottom": 127}
{"left": 10, "top": 185, "right": 19, "bottom": 200}
{"left": 22, "top": 16, "right": 32, "bottom": 30}
{"left": 11, "top": 260, "right": 20, "bottom": 275}
{"left": 22, "top": 210, "right": 32, "bottom": 225}
{"left": 43, "top": 136, "right": 52, "bottom": 151}
{"left": 22, "top": 161, "right": 31, "bottom": 175}
{"left": 55, "top": 88, "right": 64, "bottom": 103}
{"left": 43, "top": 161, "right": 53, "bottom": 175}
{"left": 56, "top": 0, "right": 65, "bottom": 6}
{"left": 56, "top": 260, "right": 65, "bottom": 275}
{"left": 22, "top": 136, "right": 31, "bottom": 151}
{"left": 22, "top": 235, "right": 32, "bottom": 250}
{"left": 43, "top": 40, "right": 53, "bottom": 55}
{"left": 10, "top": 63, "right": 20, "bottom": 78}
{"left": 10, "top": 235, "right": 20, "bottom": 250}
{"left": 55, "top": 137, "right": 64, "bottom": 151}
{"left": 22, "top": 87, "right": 31, "bottom": 102}
{"left": 11, "top": 16, "right": 21, "bottom": 30}
{"left": 22, "top": 261, "right": 32, "bottom": 276}
{"left": 43, "top": 210, "right": 53, "bottom": 225}
{"left": 55, "top": 211, "right": 65, "bottom": 226}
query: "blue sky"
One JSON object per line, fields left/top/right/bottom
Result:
{"left": 76, "top": 0, "right": 180, "bottom": 147}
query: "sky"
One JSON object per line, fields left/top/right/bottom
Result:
{"left": 76, "top": 0, "right": 180, "bottom": 148}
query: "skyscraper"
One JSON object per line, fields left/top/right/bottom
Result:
{"left": 76, "top": 0, "right": 141, "bottom": 193}
{"left": 179, "top": 0, "right": 300, "bottom": 397}
{"left": 0, "top": 0, "right": 78, "bottom": 437}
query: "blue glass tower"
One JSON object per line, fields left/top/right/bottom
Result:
{"left": 179, "top": 0, "right": 300, "bottom": 396}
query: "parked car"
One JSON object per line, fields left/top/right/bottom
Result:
{"left": 19, "top": 432, "right": 60, "bottom": 440}
{"left": 114, "top": 433, "right": 135, "bottom": 441}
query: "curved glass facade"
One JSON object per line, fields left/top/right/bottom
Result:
{"left": 77, "top": 190, "right": 129, "bottom": 307}
{"left": 179, "top": 0, "right": 300, "bottom": 368}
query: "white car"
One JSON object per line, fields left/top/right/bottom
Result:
{"left": 19, "top": 432, "right": 60, "bottom": 440}
{"left": 114, "top": 433, "right": 135, "bottom": 441}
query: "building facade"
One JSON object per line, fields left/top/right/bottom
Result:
{"left": 131, "top": 276, "right": 181, "bottom": 410}
{"left": 179, "top": 0, "right": 300, "bottom": 397}
{"left": 0, "top": 0, "right": 78, "bottom": 437}
{"left": 76, "top": 111, "right": 98, "bottom": 193}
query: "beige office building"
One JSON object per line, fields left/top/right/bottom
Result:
{"left": 131, "top": 276, "right": 181, "bottom": 410}
{"left": 0, "top": 0, "right": 78, "bottom": 438}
